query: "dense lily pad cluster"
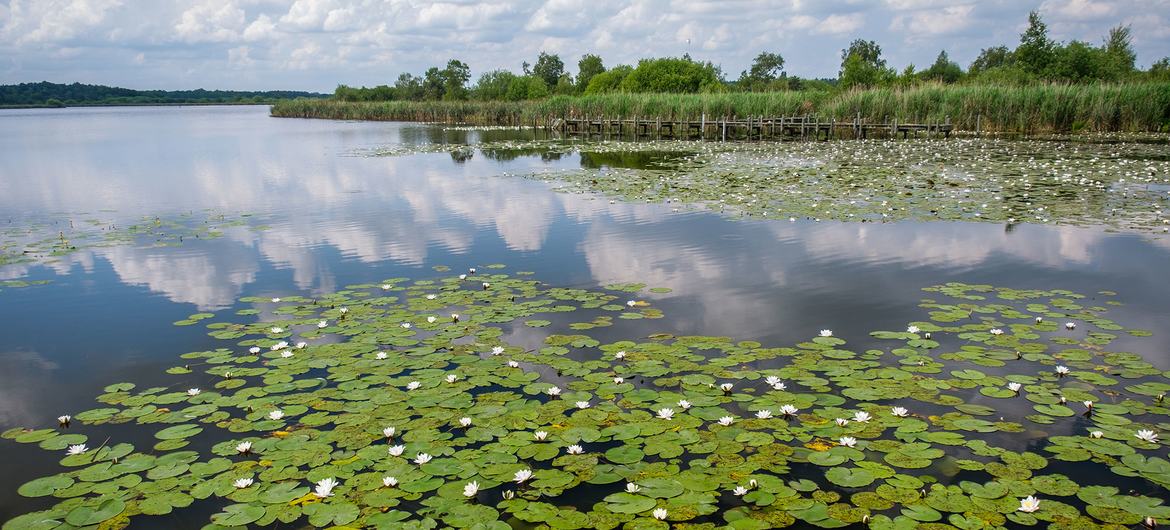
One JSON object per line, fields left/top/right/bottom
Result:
{"left": 4, "top": 272, "right": 1170, "bottom": 529}
{"left": 0, "top": 211, "right": 267, "bottom": 270}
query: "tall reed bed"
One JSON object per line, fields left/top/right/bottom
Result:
{"left": 272, "top": 83, "right": 1170, "bottom": 133}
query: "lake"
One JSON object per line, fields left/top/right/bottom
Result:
{"left": 2, "top": 105, "right": 1169, "bottom": 528}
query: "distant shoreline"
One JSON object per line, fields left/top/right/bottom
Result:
{"left": 0, "top": 101, "right": 279, "bottom": 110}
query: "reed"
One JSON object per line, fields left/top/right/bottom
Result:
{"left": 271, "top": 82, "right": 1170, "bottom": 133}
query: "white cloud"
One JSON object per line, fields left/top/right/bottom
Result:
{"left": 243, "top": 14, "right": 277, "bottom": 42}
{"left": 174, "top": 0, "right": 246, "bottom": 43}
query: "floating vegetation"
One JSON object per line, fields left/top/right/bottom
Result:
{"left": 0, "top": 279, "right": 52, "bottom": 292}
{"left": 0, "top": 210, "right": 268, "bottom": 274}
{"left": 4, "top": 269, "right": 1170, "bottom": 529}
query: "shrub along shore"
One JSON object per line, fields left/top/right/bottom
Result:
{"left": 271, "top": 82, "right": 1170, "bottom": 134}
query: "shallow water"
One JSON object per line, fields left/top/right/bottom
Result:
{"left": 2, "top": 105, "right": 1169, "bottom": 526}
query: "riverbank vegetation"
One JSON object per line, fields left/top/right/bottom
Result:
{"left": 0, "top": 82, "right": 326, "bottom": 108}
{"left": 274, "top": 11, "right": 1170, "bottom": 133}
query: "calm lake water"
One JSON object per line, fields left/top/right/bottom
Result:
{"left": 2, "top": 105, "right": 1169, "bottom": 525}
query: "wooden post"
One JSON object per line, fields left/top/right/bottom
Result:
{"left": 721, "top": 117, "right": 727, "bottom": 142}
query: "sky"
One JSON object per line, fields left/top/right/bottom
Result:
{"left": 2, "top": 0, "right": 1169, "bottom": 92}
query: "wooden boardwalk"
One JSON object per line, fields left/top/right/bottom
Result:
{"left": 553, "top": 115, "right": 953, "bottom": 141}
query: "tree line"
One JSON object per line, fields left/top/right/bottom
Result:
{"left": 0, "top": 81, "right": 327, "bottom": 107}
{"left": 334, "top": 11, "right": 1170, "bottom": 102}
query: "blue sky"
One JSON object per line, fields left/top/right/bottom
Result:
{"left": 2, "top": 0, "right": 1168, "bottom": 92}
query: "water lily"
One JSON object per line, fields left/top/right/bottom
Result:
{"left": 733, "top": 486, "right": 749, "bottom": 496}
{"left": 780, "top": 404, "right": 798, "bottom": 416}
{"left": 613, "top": 377, "right": 624, "bottom": 384}
{"left": 383, "top": 476, "right": 399, "bottom": 487}
{"left": 268, "top": 410, "right": 284, "bottom": 420}
{"left": 338, "top": 307, "right": 348, "bottom": 314}
{"left": 1035, "top": 316, "right": 1043, "bottom": 323}
{"left": 451, "top": 313, "right": 459, "bottom": 322}
{"left": 185, "top": 388, "right": 201, "bottom": 397}
{"left": 678, "top": 400, "right": 691, "bottom": 409}
{"left": 765, "top": 376, "right": 781, "bottom": 386}
{"left": 839, "top": 436, "right": 857, "bottom": 447}
{"left": 249, "top": 346, "right": 261, "bottom": 353}
{"left": 546, "top": 386, "right": 561, "bottom": 396}
{"left": 819, "top": 329, "right": 833, "bottom": 337}
{"left": 388, "top": 445, "right": 405, "bottom": 456}
{"left": 772, "top": 382, "right": 787, "bottom": 391}
{"left": 446, "top": 374, "right": 458, "bottom": 383}
{"left": 1055, "top": 365, "right": 1070, "bottom": 375}
{"left": 280, "top": 350, "right": 293, "bottom": 358}
{"left": 459, "top": 417, "right": 472, "bottom": 427}
{"left": 57, "top": 415, "right": 71, "bottom": 426}
{"left": 720, "top": 383, "right": 734, "bottom": 392}
{"left": 1008, "top": 382, "right": 1022, "bottom": 392}
{"left": 534, "top": 431, "right": 548, "bottom": 441}
{"left": 381, "top": 284, "right": 392, "bottom": 290}
{"left": 270, "top": 326, "right": 284, "bottom": 334}
{"left": 1083, "top": 400, "right": 1094, "bottom": 410}
{"left": 482, "top": 282, "right": 490, "bottom": 289}
{"left": 233, "top": 477, "right": 253, "bottom": 488}
{"left": 907, "top": 325, "right": 920, "bottom": 333}
{"left": 835, "top": 418, "right": 849, "bottom": 426}
{"left": 406, "top": 381, "right": 421, "bottom": 391}
{"left": 317, "top": 320, "right": 327, "bottom": 328}
{"left": 891, "top": 406, "right": 909, "bottom": 417}
{"left": 507, "top": 361, "right": 520, "bottom": 368}
{"left": 1090, "top": 431, "right": 1104, "bottom": 438}
{"left": 236, "top": 441, "right": 252, "bottom": 454}
{"left": 427, "top": 316, "right": 437, "bottom": 323}
{"left": 426, "top": 294, "right": 436, "bottom": 300}
{"left": 296, "top": 342, "right": 307, "bottom": 349}
{"left": 468, "top": 267, "right": 476, "bottom": 274}
{"left": 718, "top": 416, "right": 735, "bottom": 426}
{"left": 501, "top": 490, "right": 514, "bottom": 500}
{"left": 626, "top": 483, "right": 641, "bottom": 493}
{"left": 463, "top": 481, "right": 479, "bottom": 498}
{"left": 414, "top": 453, "right": 433, "bottom": 465}
{"left": 989, "top": 328, "right": 1004, "bottom": 335}
{"left": 1136, "top": 429, "right": 1159, "bottom": 443}
{"left": 313, "top": 477, "right": 338, "bottom": 498}
{"left": 1065, "top": 322, "right": 1076, "bottom": 330}
{"left": 576, "top": 401, "right": 590, "bottom": 409}
{"left": 652, "top": 508, "right": 668, "bottom": 520}
{"left": 566, "top": 444, "right": 584, "bottom": 454}
{"left": 271, "top": 297, "right": 281, "bottom": 303}
{"left": 626, "top": 300, "right": 637, "bottom": 307}
{"left": 513, "top": 469, "right": 532, "bottom": 483}
{"left": 615, "top": 351, "right": 626, "bottom": 359}
{"left": 271, "top": 341, "right": 288, "bottom": 350}
{"left": 66, "top": 444, "right": 88, "bottom": 455}
{"left": 376, "top": 352, "right": 388, "bottom": 360}
{"left": 400, "top": 322, "right": 411, "bottom": 329}
{"left": 1018, "top": 495, "right": 1040, "bottom": 513}
{"left": 755, "top": 409, "right": 773, "bottom": 419}
{"left": 852, "top": 411, "right": 871, "bottom": 423}
{"left": 491, "top": 346, "right": 505, "bottom": 355}
{"left": 656, "top": 408, "right": 675, "bottom": 420}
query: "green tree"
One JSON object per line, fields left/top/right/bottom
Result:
{"left": 619, "top": 57, "right": 722, "bottom": 93}
{"left": 442, "top": 59, "right": 471, "bottom": 100}
{"left": 1049, "top": 41, "right": 1110, "bottom": 82}
{"left": 1103, "top": 24, "right": 1136, "bottom": 77}
{"left": 584, "top": 65, "right": 633, "bottom": 94}
{"left": 394, "top": 73, "right": 424, "bottom": 101}
{"left": 1151, "top": 57, "right": 1170, "bottom": 81}
{"left": 533, "top": 52, "right": 564, "bottom": 88}
{"left": 505, "top": 75, "right": 548, "bottom": 100}
{"left": 922, "top": 50, "right": 962, "bottom": 83}
{"left": 839, "top": 39, "right": 893, "bottom": 88}
{"left": 969, "top": 45, "right": 1014, "bottom": 75}
{"left": 738, "top": 51, "right": 785, "bottom": 91}
{"left": 422, "top": 67, "right": 445, "bottom": 100}
{"left": 576, "top": 54, "right": 605, "bottom": 92}
{"left": 1015, "top": 10, "right": 1055, "bottom": 76}
{"left": 473, "top": 70, "right": 516, "bottom": 100}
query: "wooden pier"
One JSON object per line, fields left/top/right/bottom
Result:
{"left": 552, "top": 115, "right": 953, "bottom": 141}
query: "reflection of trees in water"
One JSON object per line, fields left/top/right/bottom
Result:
{"left": 579, "top": 151, "right": 688, "bottom": 170}
{"left": 479, "top": 148, "right": 566, "bottom": 163}
{"left": 449, "top": 148, "right": 474, "bottom": 164}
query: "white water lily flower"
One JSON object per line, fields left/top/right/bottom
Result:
{"left": 280, "top": 350, "right": 293, "bottom": 358}
{"left": 756, "top": 409, "right": 773, "bottom": 419}
{"left": 234, "top": 477, "right": 254, "bottom": 488}
{"left": 839, "top": 436, "right": 857, "bottom": 448}
{"left": 507, "top": 361, "right": 520, "bottom": 368}
{"left": 1008, "top": 382, "right": 1022, "bottom": 392}
{"left": 835, "top": 418, "right": 850, "bottom": 426}
{"left": 1065, "top": 322, "right": 1076, "bottom": 330}
{"left": 491, "top": 346, "right": 505, "bottom": 356}
{"left": 656, "top": 408, "right": 675, "bottom": 420}
{"left": 463, "top": 481, "right": 479, "bottom": 498}
{"left": 616, "top": 483, "right": 637, "bottom": 494}
{"left": 426, "top": 294, "right": 436, "bottom": 300}
{"left": 1018, "top": 495, "right": 1040, "bottom": 513}
{"left": 652, "top": 508, "right": 668, "bottom": 520}
{"left": 514, "top": 469, "right": 533, "bottom": 483}
{"left": 414, "top": 453, "right": 433, "bottom": 465}
{"left": 388, "top": 445, "right": 405, "bottom": 456}
{"left": 187, "top": 388, "right": 201, "bottom": 396}
{"left": 268, "top": 410, "right": 285, "bottom": 420}
{"left": 427, "top": 316, "right": 437, "bottom": 323}
{"left": 534, "top": 431, "right": 548, "bottom": 441}
{"left": 381, "top": 284, "right": 392, "bottom": 290}
{"left": 1136, "top": 429, "right": 1159, "bottom": 443}
{"left": 1090, "top": 431, "right": 1104, "bottom": 438}
{"left": 772, "top": 382, "right": 787, "bottom": 391}
{"left": 383, "top": 476, "right": 398, "bottom": 487}
{"left": 546, "top": 386, "right": 561, "bottom": 396}
{"left": 401, "top": 322, "right": 411, "bottom": 329}
{"left": 296, "top": 342, "right": 307, "bottom": 349}
{"left": 249, "top": 346, "right": 261, "bottom": 354}
{"left": 819, "top": 329, "right": 833, "bottom": 337}
{"left": 614, "top": 351, "right": 626, "bottom": 359}
{"left": 271, "top": 341, "right": 288, "bottom": 350}
{"left": 1036, "top": 316, "right": 1043, "bottom": 323}
{"left": 446, "top": 374, "right": 458, "bottom": 383}
{"left": 678, "top": 400, "right": 691, "bottom": 409}
{"left": 733, "top": 486, "right": 749, "bottom": 496}
{"left": 765, "top": 376, "right": 781, "bottom": 386}
{"left": 720, "top": 383, "right": 734, "bottom": 392}
{"left": 1083, "top": 401, "right": 1094, "bottom": 410}
{"left": 566, "top": 444, "right": 584, "bottom": 454}
{"left": 891, "top": 407, "right": 910, "bottom": 417}
{"left": 482, "top": 282, "right": 490, "bottom": 289}
{"left": 451, "top": 313, "right": 459, "bottom": 321}
{"left": 780, "top": 404, "right": 799, "bottom": 416}
{"left": 58, "top": 415, "right": 71, "bottom": 425}
{"left": 317, "top": 320, "right": 327, "bottom": 328}
{"left": 313, "top": 477, "right": 338, "bottom": 498}
{"left": 338, "top": 307, "right": 348, "bottom": 314}
{"left": 236, "top": 441, "right": 252, "bottom": 454}
{"left": 576, "top": 401, "right": 590, "bottom": 409}
{"left": 270, "top": 327, "right": 283, "bottom": 334}
{"left": 271, "top": 297, "right": 281, "bottom": 303}
{"left": 989, "top": 328, "right": 1004, "bottom": 335}
{"left": 66, "top": 444, "right": 88, "bottom": 455}
{"left": 502, "top": 490, "right": 514, "bottom": 500}
{"left": 907, "top": 325, "right": 920, "bottom": 333}
{"left": 626, "top": 300, "right": 637, "bottom": 307}
{"left": 459, "top": 417, "right": 472, "bottom": 427}
{"left": 406, "top": 381, "right": 421, "bottom": 391}
{"left": 376, "top": 352, "right": 388, "bottom": 360}
{"left": 613, "top": 377, "right": 624, "bottom": 384}
{"left": 718, "top": 416, "right": 735, "bottom": 426}
{"left": 1055, "top": 365, "right": 1070, "bottom": 375}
